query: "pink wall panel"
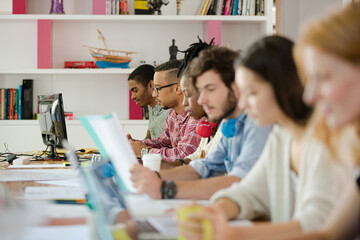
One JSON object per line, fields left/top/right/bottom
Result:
{"left": 37, "top": 20, "right": 52, "bottom": 69}
{"left": 93, "top": 0, "right": 106, "bottom": 15}
{"left": 203, "top": 20, "right": 222, "bottom": 45}
{"left": 129, "top": 90, "right": 143, "bottom": 119}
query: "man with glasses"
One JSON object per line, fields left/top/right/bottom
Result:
{"left": 129, "top": 60, "right": 202, "bottom": 162}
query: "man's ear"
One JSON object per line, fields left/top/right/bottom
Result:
{"left": 231, "top": 80, "right": 241, "bottom": 102}
{"left": 148, "top": 80, "right": 154, "bottom": 91}
{"left": 175, "top": 83, "right": 182, "bottom": 95}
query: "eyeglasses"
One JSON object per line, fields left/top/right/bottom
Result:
{"left": 153, "top": 83, "right": 178, "bottom": 94}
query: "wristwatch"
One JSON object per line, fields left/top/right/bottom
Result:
{"left": 141, "top": 147, "right": 152, "bottom": 157}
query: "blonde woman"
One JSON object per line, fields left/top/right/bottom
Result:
{"left": 269, "top": 3, "right": 360, "bottom": 240}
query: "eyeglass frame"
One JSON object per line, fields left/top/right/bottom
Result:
{"left": 153, "top": 83, "right": 178, "bottom": 94}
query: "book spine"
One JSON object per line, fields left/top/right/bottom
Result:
{"left": 1, "top": 89, "right": 4, "bottom": 120}
{"left": 106, "top": 0, "right": 111, "bottom": 15}
{"left": 229, "top": 0, "right": 235, "bottom": 15}
{"left": 14, "top": 89, "right": 18, "bottom": 120}
{"left": 196, "top": 0, "right": 207, "bottom": 15}
{"left": 246, "top": 0, "right": 250, "bottom": 16}
{"left": 208, "top": 0, "right": 217, "bottom": 15}
{"left": 238, "top": 0, "right": 243, "bottom": 15}
{"left": 215, "top": 0, "right": 223, "bottom": 15}
{"left": 116, "top": 0, "right": 120, "bottom": 14}
{"left": 255, "top": 0, "right": 260, "bottom": 15}
{"left": 18, "top": 85, "right": 22, "bottom": 120}
{"left": 242, "top": 0, "right": 247, "bottom": 15}
{"left": 223, "top": 0, "right": 231, "bottom": 15}
{"left": 202, "top": 0, "right": 211, "bottom": 15}
{"left": 221, "top": 0, "right": 227, "bottom": 15}
{"left": 250, "top": 0, "right": 255, "bottom": 15}
{"left": 233, "top": 0, "right": 239, "bottom": 15}
{"left": 5, "top": 89, "right": 8, "bottom": 120}
{"left": 204, "top": 0, "right": 213, "bottom": 15}
{"left": 111, "top": 0, "right": 115, "bottom": 15}
{"left": 9, "top": 88, "right": 13, "bottom": 120}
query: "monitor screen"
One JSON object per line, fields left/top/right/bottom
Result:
{"left": 37, "top": 93, "right": 68, "bottom": 159}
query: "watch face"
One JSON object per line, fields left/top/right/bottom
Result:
{"left": 141, "top": 148, "right": 148, "bottom": 157}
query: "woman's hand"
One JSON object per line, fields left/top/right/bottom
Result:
{"left": 178, "top": 204, "right": 232, "bottom": 240}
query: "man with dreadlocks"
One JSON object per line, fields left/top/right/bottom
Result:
{"left": 130, "top": 41, "right": 270, "bottom": 200}
{"left": 159, "top": 37, "right": 222, "bottom": 168}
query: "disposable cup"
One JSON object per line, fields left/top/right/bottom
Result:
{"left": 142, "top": 153, "right": 162, "bottom": 172}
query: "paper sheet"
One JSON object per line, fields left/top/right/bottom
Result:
{"left": 20, "top": 225, "right": 91, "bottom": 240}
{"left": 126, "top": 194, "right": 210, "bottom": 218}
{"left": 24, "top": 186, "right": 85, "bottom": 200}
{"left": 43, "top": 203, "right": 90, "bottom": 218}
{"left": 80, "top": 113, "right": 138, "bottom": 192}
{"left": 8, "top": 164, "right": 65, "bottom": 169}
{"left": 36, "top": 179, "right": 82, "bottom": 187}
{"left": 0, "top": 169, "right": 78, "bottom": 182}
{"left": 148, "top": 215, "right": 178, "bottom": 236}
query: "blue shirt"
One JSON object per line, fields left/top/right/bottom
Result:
{"left": 190, "top": 113, "right": 271, "bottom": 179}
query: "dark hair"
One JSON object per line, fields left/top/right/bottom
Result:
{"left": 177, "top": 36, "right": 216, "bottom": 78}
{"left": 128, "top": 64, "right": 155, "bottom": 87}
{"left": 155, "top": 59, "right": 183, "bottom": 83}
{"left": 236, "top": 35, "right": 313, "bottom": 125}
{"left": 189, "top": 47, "right": 239, "bottom": 90}
{"left": 155, "top": 59, "right": 183, "bottom": 72}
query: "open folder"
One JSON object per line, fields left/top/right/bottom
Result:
{"left": 79, "top": 112, "right": 138, "bottom": 193}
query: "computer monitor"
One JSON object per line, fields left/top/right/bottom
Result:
{"left": 37, "top": 93, "right": 68, "bottom": 159}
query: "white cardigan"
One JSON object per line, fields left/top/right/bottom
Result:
{"left": 186, "top": 128, "right": 222, "bottom": 161}
{"left": 211, "top": 125, "right": 349, "bottom": 232}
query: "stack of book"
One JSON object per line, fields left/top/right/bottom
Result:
{"left": 196, "top": 0, "right": 265, "bottom": 16}
{"left": 0, "top": 87, "right": 22, "bottom": 120}
{"left": 0, "top": 79, "right": 33, "bottom": 120}
{"left": 106, "top": 0, "right": 129, "bottom": 15}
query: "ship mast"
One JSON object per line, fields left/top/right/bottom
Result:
{"left": 97, "top": 29, "right": 111, "bottom": 55}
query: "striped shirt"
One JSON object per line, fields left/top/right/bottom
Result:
{"left": 142, "top": 109, "right": 201, "bottom": 162}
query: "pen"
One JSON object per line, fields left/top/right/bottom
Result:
{"left": 63, "top": 162, "right": 90, "bottom": 167}
{"left": 53, "top": 199, "right": 87, "bottom": 205}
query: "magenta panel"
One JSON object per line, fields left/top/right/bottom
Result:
{"left": 37, "top": 20, "right": 52, "bottom": 69}
{"left": 203, "top": 20, "right": 222, "bottom": 45}
{"left": 93, "top": 0, "right": 106, "bottom": 15}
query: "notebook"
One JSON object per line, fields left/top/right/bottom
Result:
{"left": 67, "top": 113, "right": 204, "bottom": 239}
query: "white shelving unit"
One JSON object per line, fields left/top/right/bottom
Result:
{"left": 0, "top": 14, "right": 269, "bottom": 22}
{"left": 0, "top": 0, "right": 273, "bottom": 151}
{"left": 0, "top": 119, "right": 148, "bottom": 152}
{"left": 0, "top": 68, "right": 134, "bottom": 74}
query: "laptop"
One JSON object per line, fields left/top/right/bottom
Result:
{"left": 65, "top": 113, "right": 207, "bottom": 239}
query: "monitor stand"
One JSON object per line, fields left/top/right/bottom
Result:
{"left": 47, "top": 144, "right": 57, "bottom": 159}
{"left": 45, "top": 144, "right": 66, "bottom": 160}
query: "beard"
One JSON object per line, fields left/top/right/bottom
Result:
{"left": 210, "top": 90, "right": 237, "bottom": 122}
{"left": 162, "top": 105, "right": 170, "bottom": 110}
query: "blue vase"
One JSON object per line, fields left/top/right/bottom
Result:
{"left": 50, "top": 0, "right": 65, "bottom": 14}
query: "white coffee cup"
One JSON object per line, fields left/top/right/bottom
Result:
{"left": 142, "top": 153, "right": 162, "bottom": 172}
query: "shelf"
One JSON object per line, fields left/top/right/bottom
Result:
{"left": 0, "top": 14, "right": 268, "bottom": 23}
{"left": 0, "top": 68, "right": 134, "bottom": 75}
{"left": 0, "top": 119, "right": 149, "bottom": 125}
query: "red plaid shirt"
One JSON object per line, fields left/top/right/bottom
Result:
{"left": 141, "top": 109, "right": 202, "bottom": 162}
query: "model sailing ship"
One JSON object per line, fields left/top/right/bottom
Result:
{"left": 83, "top": 29, "right": 135, "bottom": 68}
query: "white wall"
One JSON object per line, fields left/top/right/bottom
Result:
{"left": 0, "top": 120, "right": 148, "bottom": 152}
{"left": 279, "top": 0, "right": 342, "bottom": 41}
{"left": 0, "top": 0, "right": 12, "bottom": 14}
